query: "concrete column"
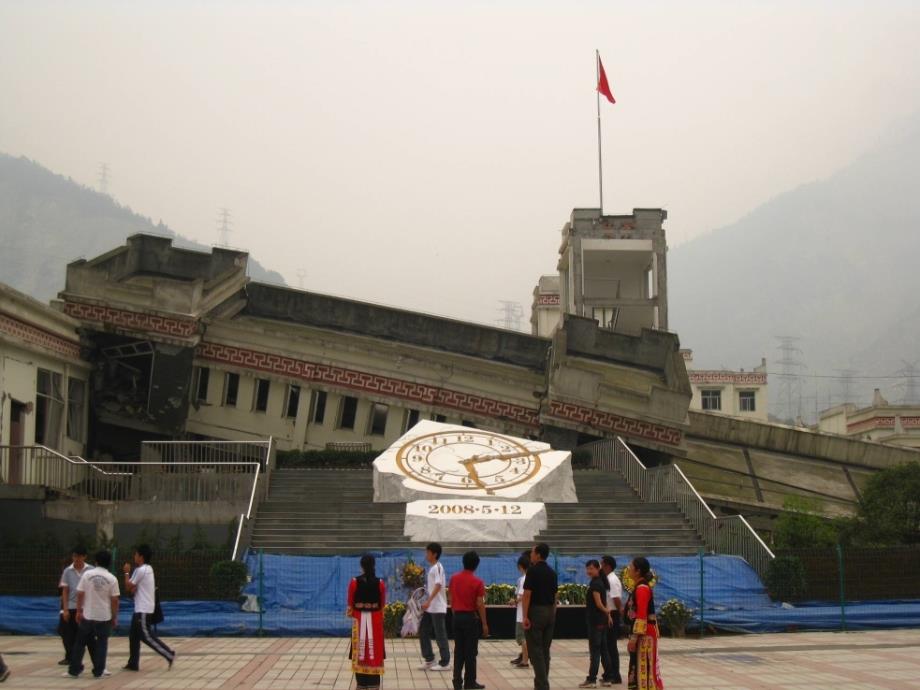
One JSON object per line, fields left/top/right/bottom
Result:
{"left": 96, "top": 500, "right": 116, "bottom": 545}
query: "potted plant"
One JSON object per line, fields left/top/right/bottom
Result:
{"left": 400, "top": 559, "right": 424, "bottom": 590}
{"left": 659, "top": 598, "right": 693, "bottom": 638}
{"left": 383, "top": 601, "right": 407, "bottom": 638}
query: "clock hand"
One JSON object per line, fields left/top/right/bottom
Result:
{"left": 459, "top": 457, "right": 494, "bottom": 495}
{"left": 460, "top": 448, "right": 552, "bottom": 464}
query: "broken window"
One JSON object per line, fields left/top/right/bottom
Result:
{"left": 35, "top": 369, "right": 64, "bottom": 448}
{"left": 403, "top": 408, "right": 420, "bottom": 432}
{"left": 193, "top": 367, "right": 210, "bottom": 404}
{"left": 285, "top": 384, "right": 301, "bottom": 419}
{"left": 66, "top": 377, "right": 86, "bottom": 443}
{"left": 368, "top": 403, "right": 388, "bottom": 436}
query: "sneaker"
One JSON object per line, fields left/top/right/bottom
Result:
{"left": 63, "top": 672, "right": 80, "bottom": 678}
{"left": 101, "top": 669, "right": 112, "bottom": 676}
{"left": 464, "top": 684, "right": 485, "bottom": 690}
{"left": 123, "top": 664, "right": 139, "bottom": 672}
{"left": 578, "top": 682, "right": 598, "bottom": 689}
{"left": 431, "top": 663, "right": 451, "bottom": 671}
{"left": 417, "top": 660, "right": 436, "bottom": 670}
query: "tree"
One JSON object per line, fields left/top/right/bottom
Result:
{"left": 773, "top": 496, "right": 839, "bottom": 549}
{"left": 856, "top": 461, "right": 920, "bottom": 545}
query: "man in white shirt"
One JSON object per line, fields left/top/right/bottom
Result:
{"left": 67, "top": 550, "right": 119, "bottom": 679}
{"left": 58, "top": 545, "right": 94, "bottom": 666}
{"left": 600, "top": 555, "right": 624, "bottom": 685}
{"left": 417, "top": 542, "right": 450, "bottom": 671}
{"left": 122, "top": 544, "right": 175, "bottom": 671}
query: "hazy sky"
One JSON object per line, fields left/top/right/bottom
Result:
{"left": 2, "top": 1, "right": 919, "bottom": 328}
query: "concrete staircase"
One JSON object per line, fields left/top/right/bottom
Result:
{"left": 250, "top": 468, "right": 704, "bottom": 556}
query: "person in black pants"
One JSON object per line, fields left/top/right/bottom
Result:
{"left": 0, "top": 653, "right": 10, "bottom": 682}
{"left": 579, "top": 560, "right": 613, "bottom": 688}
{"left": 600, "top": 555, "right": 624, "bottom": 685}
{"left": 448, "top": 551, "right": 490, "bottom": 690}
{"left": 522, "top": 543, "right": 558, "bottom": 690}
{"left": 122, "top": 544, "right": 175, "bottom": 671}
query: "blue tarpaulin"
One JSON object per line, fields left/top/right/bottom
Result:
{"left": 2, "top": 551, "right": 918, "bottom": 636}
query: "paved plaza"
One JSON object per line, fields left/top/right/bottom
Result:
{"left": 2, "top": 630, "right": 920, "bottom": 689}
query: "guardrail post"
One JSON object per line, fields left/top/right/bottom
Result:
{"left": 258, "top": 547, "right": 265, "bottom": 636}
{"left": 699, "top": 547, "right": 705, "bottom": 639}
{"left": 836, "top": 542, "right": 847, "bottom": 632}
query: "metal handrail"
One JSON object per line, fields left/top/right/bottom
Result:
{"left": 585, "top": 436, "right": 775, "bottom": 578}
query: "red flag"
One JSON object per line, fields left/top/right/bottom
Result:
{"left": 597, "top": 55, "right": 616, "bottom": 104}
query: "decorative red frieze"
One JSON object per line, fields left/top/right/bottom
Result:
{"left": 0, "top": 311, "right": 82, "bottom": 361}
{"left": 546, "top": 399, "right": 682, "bottom": 446}
{"left": 689, "top": 371, "right": 767, "bottom": 385}
{"left": 196, "top": 341, "right": 542, "bottom": 428}
{"left": 900, "top": 416, "right": 920, "bottom": 429}
{"left": 535, "top": 294, "right": 561, "bottom": 306}
{"left": 63, "top": 301, "right": 198, "bottom": 338}
{"left": 846, "top": 416, "right": 896, "bottom": 433}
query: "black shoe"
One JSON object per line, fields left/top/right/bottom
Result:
{"left": 464, "top": 684, "right": 486, "bottom": 690}
{"left": 123, "top": 664, "right": 139, "bottom": 671}
{"left": 58, "top": 659, "right": 69, "bottom": 666}
{"left": 453, "top": 682, "right": 463, "bottom": 690}
{"left": 510, "top": 655, "right": 522, "bottom": 665}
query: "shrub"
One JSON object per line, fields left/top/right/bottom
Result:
{"left": 209, "top": 560, "right": 249, "bottom": 601}
{"left": 764, "top": 555, "right": 807, "bottom": 602}
{"left": 773, "top": 496, "right": 839, "bottom": 549}
{"left": 276, "top": 449, "right": 379, "bottom": 468}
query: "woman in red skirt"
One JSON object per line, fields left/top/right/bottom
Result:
{"left": 347, "top": 554, "right": 386, "bottom": 689}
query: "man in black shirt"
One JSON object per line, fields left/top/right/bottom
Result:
{"left": 579, "top": 560, "right": 613, "bottom": 688}
{"left": 522, "top": 543, "right": 557, "bottom": 690}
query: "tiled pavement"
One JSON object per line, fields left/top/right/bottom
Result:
{"left": 1, "top": 630, "right": 919, "bottom": 689}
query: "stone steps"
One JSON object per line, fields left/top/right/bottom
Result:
{"left": 250, "top": 468, "right": 705, "bottom": 555}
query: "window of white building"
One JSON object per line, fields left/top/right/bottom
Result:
{"left": 368, "top": 403, "right": 389, "bottom": 436}
{"left": 223, "top": 372, "right": 240, "bottom": 407}
{"left": 403, "top": 409, "right": 420, "bottom": 432}
{"left": 284, "top": 384, "right": 301, "bottom": 419}
{"left": 739, "top": 390, "right": 756, "bottom": 412}
{"left": 66, "top": 378, "right": 86, "bottom": 442}
{"left": 310, "top": 390, "right": 327, "bottom": 425}
{"left": 253, "top": 378, "right": 270, "bottom": 413}
{"left": 701, "top": 389, "right": 721, "bottom": 411}
{"left": 35, "top": 369, "right": 64, "bottom": 448}
{"left": 338, "top": 396, "right": 358, "bottom": 430}
{"left": 193, "top": 366, "right": 210, "bottom": 404}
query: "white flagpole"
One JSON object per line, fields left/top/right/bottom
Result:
{"left": 596, "top": 49, "right": 604, "bottom": 214}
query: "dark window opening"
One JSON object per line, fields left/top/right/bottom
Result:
{"left": 339, "top": 396, "right": 358, "bottom": 430}
{"left": 254, "top": 378, "right": 270, "bottom": 412}
{"left": 311, "top": 390, "right": 327, "bottom": 424}
{"left": 223, "top": 372, "right": 240, "bottom": 407}
{"left": 285, "top": 385, "right": 301, "bottom": 419}
{"left": 369, "top": 403, "right": 389, "bottom": 436}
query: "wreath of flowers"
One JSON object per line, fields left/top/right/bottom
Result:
{"left": 619, "top": 565, "right": 658, "bottom": 593}
{"left": 400, "top": 559, "right": 425, "bottom": 589}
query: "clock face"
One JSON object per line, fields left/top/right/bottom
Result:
{"left": 395, "top": 430, "right": 542, "bottom": 495}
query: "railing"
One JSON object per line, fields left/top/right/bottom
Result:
{"left": 586, "top": 437, "right": 775, "bottom": 578}
{"left": 141, "top": 439, "right": 274, "bottom": 470}
{"left": 140, "top": 438, "right": 275, "bottom": 560}
{"left": 1, "top": 444, "right": 262, "bottom": 504}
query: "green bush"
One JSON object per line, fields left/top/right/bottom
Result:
{"left": 209, "top": 560, "right": 249, "bottom": 601}
{"left": 764, "top": 555, "right": 807, "bottom": 602}
{"left": 276, "top": 449, "right": 379, "bottom": 468}
{"left": 773, "top": 496, "right": 839, "bottom": 549}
